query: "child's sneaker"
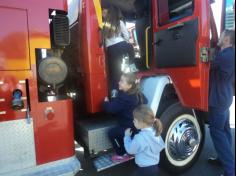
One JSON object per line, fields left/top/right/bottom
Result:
{"left": 111, "top": 154, "right": 131, "bottom": 163}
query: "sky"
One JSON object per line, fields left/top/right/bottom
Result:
{"left": 211, "top": 0, "right": 223, "bottom": 35}
{"left": 226, "top": 0, "right": 234, "bottom": 7}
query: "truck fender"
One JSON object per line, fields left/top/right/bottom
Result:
{"left": 140, "top": 76, "right": 171, "bottom": 116}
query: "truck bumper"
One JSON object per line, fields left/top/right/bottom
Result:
{"left": 2, "top": 156, "right": 80, "bottom": 176}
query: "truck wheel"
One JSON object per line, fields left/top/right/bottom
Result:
{"left": 160, "top": 102, "right": 205, "bottom": 173}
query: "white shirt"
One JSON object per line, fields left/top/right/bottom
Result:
{"left": 105, "top": 21, "right": 130, "bottom": 47}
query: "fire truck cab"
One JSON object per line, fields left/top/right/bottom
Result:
{"left": 66, "top": 0, "right": 234, "bottom": 173}
{"left": 69, "top": 0, "right": 211, "bottom": 173}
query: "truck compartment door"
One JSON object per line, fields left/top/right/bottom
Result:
{"left": 0, "top": 7, "right": 30, "bottom": 71}
{"left": 152, "top": 0, "right": 210, "bottom": 111}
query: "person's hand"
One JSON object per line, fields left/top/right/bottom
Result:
{"left": 104, "top": 97, "right": 109, "bottom": 102}
{"left": 125, "top": 128, "right": 132, "bottom": 136}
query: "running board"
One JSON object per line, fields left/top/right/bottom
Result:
{"left": 93, "top": 153, "right": 134, "bottom": 172}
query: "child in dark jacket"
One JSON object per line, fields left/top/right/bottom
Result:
{"left": 103, "top": 73, "right": 147, "bottom": 162}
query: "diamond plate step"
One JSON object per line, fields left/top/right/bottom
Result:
{"left": 93, "top": 153, "right": 134, "bottom": 172}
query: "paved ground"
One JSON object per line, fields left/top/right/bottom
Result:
{"left": 75, "top": 98, "right": 235, "bottom": 176}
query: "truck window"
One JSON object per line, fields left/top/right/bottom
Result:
{"left": 158, "top": 0, "right": 194, "bottom": 26}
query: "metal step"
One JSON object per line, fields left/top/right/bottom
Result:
{"left": 93, "top": 153, "right": 134, "bottom": 172}
{"left": 76, "top": 116, "right": 118, "bottom": 155}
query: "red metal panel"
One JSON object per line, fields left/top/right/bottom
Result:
{"left": 82, "top": 73, "right": 109, "bottom": 112}
{"left": 151, "top": 0, "right": 210, "bottom": 111}
{"left": 33, "top": 100, "right": 75, "bottom": 164}
{"left": 77, "top": 0, "right": 108, "bottom": 113}
{"left": 0, "top": 0, "right": 75, "bottom": 166}
{"left": 0, "top": 7, "right": 30, "bottom": 71}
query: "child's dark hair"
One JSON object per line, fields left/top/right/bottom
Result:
{"left": 103, "top": 6, "right": 122, "bottom": 39}
{"left": 133, "top": 105, "right": 163, "bottom": 136}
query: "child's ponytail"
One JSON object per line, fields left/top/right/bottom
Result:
{"left": 153, "top": 118, "right": 163, "bottom": 137}
{"left": 133, "top": 105, "right": 163, "bottom": 137}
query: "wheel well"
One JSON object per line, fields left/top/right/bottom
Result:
{"left": 195, "top": 110, "right": 209, "bottom": 124}
{"left": 156, "top": 84, "right": 179, "bottom": 118}
{"left": 156, "top": 84, "right": 209, "bottom": 125}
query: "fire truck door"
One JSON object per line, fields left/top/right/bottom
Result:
{"left": 152, "top": 0, "right": 210, "bottom": 111}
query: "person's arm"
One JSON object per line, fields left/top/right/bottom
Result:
{"left": 210, "top": 53, "right": 221, "bottom": 70}
{"left": 120, "top": 21, "right": 130, "bottom": 42}
{"left": 212, "top": 49, "right": 235, "bottom": 79}
{"left": 103, "top": 97, "right": 125, "bottom": 114}
{"left": 124, "top": 134, "right": 145, "bottom": 155}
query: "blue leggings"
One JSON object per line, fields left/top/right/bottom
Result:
{"left": 108, "top": 126, "right": 127, "bottom": 155}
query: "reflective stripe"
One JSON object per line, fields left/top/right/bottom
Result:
{"left": 19, "top": 80, "right": 26, "bottom": 84}
{"left": 145, "top": 26, "right": 151, "bottom": 69}
{"left": 0, "top": 111, "right": 6, "bottom": 115}
{"left": 0, "top": 98, "right": 5, "bottom": 102}
{"left": 93, "top": 0, "right": 103, "bottom": 28}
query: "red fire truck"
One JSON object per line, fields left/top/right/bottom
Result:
{"left": 0, "top": 1, "right": 80, "bottom": 176}
{"left": 0, "top": 0, "right": 234, "bottom": 175}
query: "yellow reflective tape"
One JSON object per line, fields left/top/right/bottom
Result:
{"left": 93, "top": 0, "right": 103, "bottom": 28}
{"left": 145, "top": 26, "right": 151, "bottom": 69}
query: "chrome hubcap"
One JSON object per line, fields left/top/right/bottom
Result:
{"left": 165, "top": 114, "right": 201, "bottom": 166}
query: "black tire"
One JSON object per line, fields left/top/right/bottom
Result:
{"left": 159, "top": 102, "right": 205, "bottom": 174}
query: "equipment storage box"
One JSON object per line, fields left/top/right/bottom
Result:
{"left": 76, "top": 117, "right": 118, "bottom": 154}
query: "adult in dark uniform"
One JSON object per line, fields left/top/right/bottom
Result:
{"left": 208, "top": 29, "right": 235, "bottom": 176}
